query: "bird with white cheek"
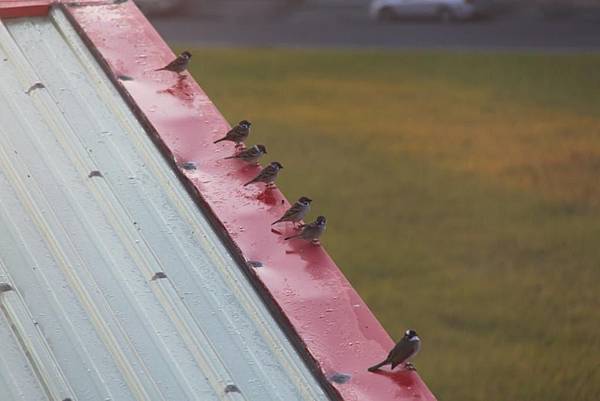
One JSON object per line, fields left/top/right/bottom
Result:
{"left": 214, "top": 120, "right": 251, "bottom": 149}
{"left": 368, "top": 329, "right": 421, "bottom": 372}
{"left": 284, "top": 215, "right": 326, "bottom": 244}
{"left": 224, "top": 144, "right": 267, "bottom": 165}
{"left": 272, "top": 196, "right": 312, "bottom": 227}
{"left": 243, "top": 161, "right": 283, "bottom": 188}
{"left": 155, "top": 51, "right": 192, "bottom": 76}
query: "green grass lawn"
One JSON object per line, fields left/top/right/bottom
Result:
{"left": 185, "top": 49, "right": 600, "bottom": 401}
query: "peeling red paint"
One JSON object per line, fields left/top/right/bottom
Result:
{"left": 2, "top": 1, "right": 438, "bottom": 400}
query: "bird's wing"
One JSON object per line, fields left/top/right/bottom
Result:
{"left": 388, "top": 339, "right": 417, "bottom": 366}
{"left": 242, "top": 148, "right": 259, "bottom": 158}
{"left": 224, "top": 127, "right": 236, "bottom": 139}
{"left": 299, "top": 223, "right": 320, "bottom": 239}
{"left": 247, "top": 169, "right": 268, "bottom": 184}
{"left": 281, "top": 203, "right": 302, "bottom": 219}
{"left": 164, "top": 58, "right": 182, "bottom": 69}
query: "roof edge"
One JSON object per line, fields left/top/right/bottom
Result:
{"left": 34, "top": 2, "right": 438, "bottom": 400}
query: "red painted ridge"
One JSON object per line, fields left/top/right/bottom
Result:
{"left": 60, "top": 2, "right": 438, "bottom": 401}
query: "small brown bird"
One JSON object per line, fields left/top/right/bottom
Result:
{"left": 284, "top": 215, "right": 326, "bottom": 243}
{"left": 243, "top": 161, "right": 283, "bottom": 188}
{"left": 368, "top": 329, "right": 421, "bottom": 372}
{"left": 224, "top": 144, "right": 267, "bottom": 164}
{"left": 155, "top": 51, "right": 192, "bottom": 75}
{"left": 214, "top": 120, "right": 251, "bottom": 148}
{"left": 272, "top": 196, "right": 312, "bottom": 226}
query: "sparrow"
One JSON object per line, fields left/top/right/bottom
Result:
{"left": 243, "top": 161, "right": 283, "bottom": 188}
{"left": 272, "top": 196, "right": 312, "bottom": 226}
{"left": 0, "top": 283, "right": 14, "bottom": 293}
{"left": 368, "top": 329, "right": 421, "bottom": 372}
{"left": 224, "top": 144, "right": 267, "bottom": 164}
{"left": 155, "top": 51, "right": 192, "bottom": 74}
{"left": 214, "top": 120, "right": 251, "bottom": 148}
{"left": 284, "top": 215, "right": 326, "bottom": 243}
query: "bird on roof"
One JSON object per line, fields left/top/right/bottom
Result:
{"left": 224, "top": 144, "right": 267, "bottom": 164}
{"left": 272, "top": 196, "right": 312, "bottom": 227}
{"left": 155, "top": 51, "right": 192, "bottom": 75}
{"left": 0, "top": 283, "right": 14, "bottom": 294}
{"left": 243, "top": 161, "right": 283, "bottom": 188}
{"left": 284, "top": 215, "right": 326, "bottom": 244}
{"left": 214, "top": 120, "right": 251, "bottom": 148}
{"left": 368, "top": 329, "right": 421, "bottom": 372}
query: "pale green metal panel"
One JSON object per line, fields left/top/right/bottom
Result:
{"left": 0, "top": 10, "right": 329, "bottom": 401}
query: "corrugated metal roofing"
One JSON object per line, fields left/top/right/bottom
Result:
{"left": 0, "top": 9, "right": 329, "bottom": 401}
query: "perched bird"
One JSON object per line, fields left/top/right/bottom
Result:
{"left": 284, "top": 215, "right": 326, "bottom": 243}
{"left": 0, "top": 283, "right": 14, "bottom": 293}
{"left": 155, "top": 51, "right": 192, "bottom": 75}
{"left": 243, "top": 161, "right": 283, "bottom": 188}
{"left": 368, "top": 329, "right": 421, "bottom": 372}
{"left": 214, "top": 120, "right": 252, "bottom": 148}
{"left": 224, "top": 144, "right": 267, "bottom": 164}
{"left": 272, "top": 196, "right": 312, "bottom": 226}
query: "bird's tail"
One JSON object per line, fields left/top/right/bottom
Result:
{"left": 271, "top": 218, "right": 283, "bottom": 226}
{"left": 154, "top": 67, "right": 166, "bottom": 72}
{"left": 243, "top": 179, "right": 254, "bottom": 187}
{"left": 213, "top": 137, "right": 226, "bottom": 144}
{"left": 284, "top": 234, "right": 298, "bottom": 240}
{"left": 367, "top": 360, "right": 388, "bottom": 372}
{"left": 223, "top": 155, "right": 237, "bottom": 160}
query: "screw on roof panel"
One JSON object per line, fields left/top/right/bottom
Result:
{"left": 151, "top": 272, "right": 168, "bottom": 281}
{"left": 0, "top": 283, "right": 14, "bottom": 293}
{"left": 25, "top": 82, "right": 45, "bottom": 95}
{"left": 329, "top": 372, "right": 352, "bottom": 384}
{"left": 179, "top": 161, "right": 197, "bottom": 171}
{"left": 224, "top": 384, "right": 240, "bottom": 394}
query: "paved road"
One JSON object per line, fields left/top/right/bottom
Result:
{"left": 148, "top": 3, "right": 600, "bottom": 50}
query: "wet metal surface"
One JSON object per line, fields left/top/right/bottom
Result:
{"left": 65, "top": 2, "right": 438, "bottom": 401}
{"left": 0, "top": 9, "right": 329, "bottom": 401}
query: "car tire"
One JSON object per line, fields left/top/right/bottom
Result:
{"left": 437, "top": 7, "right": 454, "bottom": 23}
{"left": 377, "top": 7, "right": 397, "bottom": 22}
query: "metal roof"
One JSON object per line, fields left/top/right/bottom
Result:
{"left": 0, "top": 2, "right": 438, "bottom": 401}
{"left": 0, "top": 9, "right": 329, "bottom": 401}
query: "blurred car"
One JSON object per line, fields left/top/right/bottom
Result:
{"left": 369, "top": 0, "right": 494, "bottom": 22}
{"left": 134, "top": 0, "right": 189, "bottom": 16}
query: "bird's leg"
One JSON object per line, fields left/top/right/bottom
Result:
{"left": 404, "top": 362, "right": 416, "bottom": 371}
{"left": 266, "top": 182, "right": 275, "bottom": 190}
{"left": 311, "top": 239, "right": 321, "bottom": 246}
